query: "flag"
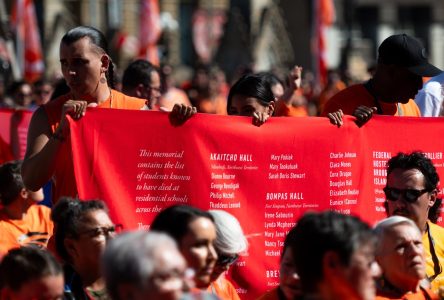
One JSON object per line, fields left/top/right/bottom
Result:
{"left": 11, "top": 0, "right": 44, "bottom": 82}
{"left": 192, "top": 9, "right": 226, "bottom": 64}
{"left": 138, "top": 0, "right": 161, "bottom": 65}
{"left": 315, "top": 0, "right": 335, "bottom": 87}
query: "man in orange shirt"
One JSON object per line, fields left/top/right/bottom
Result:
{"left": 323, "top": 34, "right": 442, "bottom": 126}
{"left": 0, "top": 160, "right": 53, "bottom": 259}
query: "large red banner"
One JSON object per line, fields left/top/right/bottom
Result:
{"left": 70, "top": 110, "right": 444, "bottom": 299}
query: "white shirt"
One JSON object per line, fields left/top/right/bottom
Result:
{"left": 415, "top": 72, "right": 444, "bottom": 117}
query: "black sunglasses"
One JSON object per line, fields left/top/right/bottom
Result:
{"left": 216, "top": 253, "right": 239, "bottom": 266}
{"left": 383, "top": 187, "right": 430, "bottom": 203}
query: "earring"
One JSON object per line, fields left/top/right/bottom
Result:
{"left": 100, "top": 77, "right": 106, "bottom": 84}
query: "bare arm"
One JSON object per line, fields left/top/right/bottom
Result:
{"left": 21, "top": 100, "right": 88, "bottom": 191}
{"left": 21, "top": 106, "right": 64, "bottom": 191}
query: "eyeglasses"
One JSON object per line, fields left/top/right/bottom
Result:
{"left": 78, "top": 224, "right": 123, "bottom": 238}
{"left": 216, "top": 253, "right": 239, "bottom": 266}
{"left": 383, "top": 187, "right": 429, "bottom": 203}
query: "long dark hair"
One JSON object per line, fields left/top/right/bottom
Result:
{"left": 61, "top": 26, "right": 115, "bottom": 89}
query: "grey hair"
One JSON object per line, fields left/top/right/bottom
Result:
{"left": 373, "top": 216, "right": 421, "bottom": 254}
{"left": 102, "top": 230, "right": 179, "bottom": 300}
{"left": 208, "top": 210, "right": 248, "bottom": 255}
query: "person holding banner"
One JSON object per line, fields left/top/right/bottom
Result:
{"left": 227, "top": 74, "right": 276, "bottom": 126}
{"left": 21, "top": 26, "right": 146, "bottom": 203}
{"left": 323, "top": 34, "right": 442, "bottom": 127}
{"left": 291, "top": 211, "right": 381, "bottom": 300}
{"left": 150, "top": 205, "right": 218, "bottom": 291}
{"left": 384, "top": 152, "right": 444, "bottom": 293}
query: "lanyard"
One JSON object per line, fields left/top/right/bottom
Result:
{"left": 426, "top": 222, "right": 442, "bottom": 282}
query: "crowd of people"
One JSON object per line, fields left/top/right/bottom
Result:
{"left": 1, "top": 25, "right": 444, "bottom": 300}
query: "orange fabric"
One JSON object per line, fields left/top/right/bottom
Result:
{"left": 197, "top": 95, "right": 227, "bottom": 115}
{"left": 207, "top": 277, "right": 240, "bottom": 300}
{"left": 44, "top": 90, "right": 145, "bottom": 203}
{"left": 318, "top": 80, "right": 347, "bottom": 112}
{"left": 274, "top": 100, "right": 308, "bottom": 117}
{"left": 0, "top": 135, "right": 13, "bottom": 164}
{"left": 257, "top": 287, "right": 279, "bottom": 300}
{"left": 375, "top": 287, "right": 438, "bottom": 300}
{"left": 321, "top": 84, "right": 421, "bottom": 117}
{"left": 0, "top": 204, "right": 53, "bottom": 259}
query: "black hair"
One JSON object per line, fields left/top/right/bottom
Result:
{"left": 386, "top": 151, "right": 441, "bottom": 222}
{"left": 51, "top": 197, "right": 108, "bottom": 262}
{"left": 150, "top": 205, "right": 214, "bottom": 244}
{"left": 387, "top": 151, "right": 439, "bottom": 191}
{"left": 0, "top": 247, "right": 62, "bottom": 291}
{"left": 121, "top": 59, "right": 158, "bottom": 91}
{"left": 227, "top": 74, "right": 275, "bottom": 113}
{"left": 256, "top": 72, "right": 283, "bottom": 89}
{"left": 291, "top": 211, "right": 374, "bottom": 292}
{"left": 0, "top": 160, "right": 24, "bottom": 206}
{"left": 61, "top": 26, "right": 115, "bottom": 89}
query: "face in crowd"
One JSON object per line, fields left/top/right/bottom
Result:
{"left": 385, "top": 168, "right": 437, "bottom": 231}
{"left": 65, "top": 208, "right": 117, "bottom": 279}
{"left": 147, "top": 244, "right": 188, "bottom": 300}
{"left": 342, "top": 241, "right": 382, "bottom": 300}
{"left": 279, "top": 246, "right": 302, "bottom": 300}
{"left": 376, "top": 221, "right": 426, "bottom": 290}
{"left": 179, "top": 216, "right": 218, "bottom": 288}
{"left": 59, "top": 36, "right": 110, "bottom": 99}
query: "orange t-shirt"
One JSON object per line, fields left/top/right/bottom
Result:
{"left": 321, "top": 84, "right": 421, "bottom": 117}
{"left": 198, "top": 96, "right": 227, "bottom": 115}
{"left": 44, "top": 89, "right": 145, "bottom": 203}
{"left": 0, "top": 204, "right": 54, "bottom": 258}
{"left": 274, "top": 100, "right": 308, "bottom": 117}
{"left": 207, "top": 277, "right": 240, "bottom": 300}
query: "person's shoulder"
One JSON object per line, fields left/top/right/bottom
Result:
{"left": 321, "top": 83, "right": 368, "bottom": 116}
{"left": 27, "top": 204, "right": 52, "bottom": 220}
{"left": 44, "top": 93, "right": 71, "bottom": 110}
{"left": 428, "top": 221, "right": 444, "bottom": 234}
{"left": 112, "top": 89, "right": 146, "bottom": 109}
{"left": 329, "top": 84, "right": 367, "bottom": 99}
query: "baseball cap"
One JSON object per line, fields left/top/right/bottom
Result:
{"left": 378, "top": 34, "right": 442, "bottom": 77}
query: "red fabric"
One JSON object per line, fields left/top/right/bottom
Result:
{"left": 0, "top": 109, "right": 33, "bottom": 161}
{"left": 44, "top": 90, "right": 145, "bottom": 202}
{"left": 69, "top": 111, "right": 444, "bottom": 299}
{"left": 139, "top": 0, "right": 161, "bottom": 65}
{"left": 315, "top": 0, "right": 335, "bottom": 87}
{"left": 11, "top": 0, "right": 44, "bottom": 82}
